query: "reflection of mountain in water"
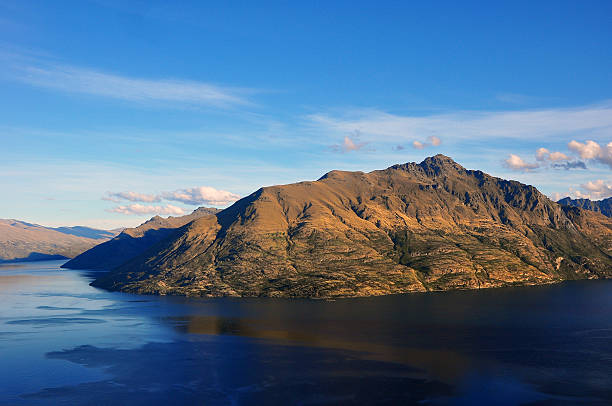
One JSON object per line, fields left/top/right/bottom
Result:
{"left": 166, "top": 314, "right": 472, "bottom": 384}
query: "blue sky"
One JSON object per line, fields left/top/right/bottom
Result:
{"left": 1, "top": 0, "right": 612, "bottom": 228}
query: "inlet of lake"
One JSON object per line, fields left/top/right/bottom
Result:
{"left": 1, "top": 260, "right": 611, "bottom": 405}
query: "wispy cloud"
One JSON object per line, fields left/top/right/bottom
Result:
{"left": 331, "top": 135, "right": 368, "bottom": 153}
{"left": 504, "top": 154, "right": 539, "bottom": 172}
{"left": 11, "top": 60, "right": 252, "bottom": 107}
{"left": 102, "top": 191, "right": 161, "bottom": 203}
{"left": 412, "top": 135, "right": 441, "bottom": 150}
{"left": 535, "top": 148, "right": 568, "bottom": 162}
{"left": 551, "top": 161, "right": 587, "bottom": 170}
{"left": 104, "top": 186, "right": 240, "bottom": 207}
{"left": 109, "top": 203, "right": 186, "bottom": 216}
{"left": 308, "top": 102, "right": 612, "bottom": 141}
{"left": 162, "top": 186, "right": 240, "bottom": 206}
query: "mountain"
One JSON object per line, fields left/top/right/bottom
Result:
{"left": 558, "top": 196, "right": 612, "bottom": 217}
{"left": 0, "top": 220, "right": 121, "bottom": 263}
{"left": 50, "top": 226, "right": 119, "bottom": 240}
{"left": 62, "top": 207, "right": 219, "bottom": 271}
{"left": 91, "top": 155, "right": 612, "bottom": 298}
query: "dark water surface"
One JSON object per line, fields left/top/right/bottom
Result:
{"left": 1, "top": 261, "right": 611, "bottom": 405}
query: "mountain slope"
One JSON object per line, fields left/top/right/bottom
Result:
{"left": 0, "top": 220, "right": 119, "bottom": 262}
{"left": 558, "top": 196, "right": 612, "bottom": 217}
{"left": 92, "top": 155, "right": 612, "bottom": 298}
{"left": 62, "top": 207, "right": 219, "bottom": 271}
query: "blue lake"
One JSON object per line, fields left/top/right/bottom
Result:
{"left": 1, "top": 260, "right": 611, "bottom": 405}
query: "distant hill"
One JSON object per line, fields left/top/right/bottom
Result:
{"left": 0, "top": 220, "right": 121, "bottom": 263}
{"left": 90, "top": 155, "right": 612, "bottom": 298}
{"left": 62, "top": 207, "right": 219, "bottom": 271}
{"left": 558, "top": 197, "right": 612, "bottom": 217}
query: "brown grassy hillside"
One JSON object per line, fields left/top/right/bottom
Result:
{"left": 92, "top": 155, "right": 612, "bottom": 298}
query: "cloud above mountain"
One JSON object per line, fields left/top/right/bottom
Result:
{"left": 103, "top": 191, "right": 161, "bottom": 203}
{"left": 577, "top": 180, "right": 612, "bottom": 199}
{"left": 161, "top": 187, "right": 240, "bottom": 206}
{"left": 103, "top": 186, "right": 240, "bottom": 215}
{"left": 308, "top": 102, "right": 612, "bottom": 142}
{"left": 504, "top": 154, "right": 539, "bottom": 171}
{"left": 412, "top": 136, "right": 441, "bottom": 150}
{"left": 535, "top": 148, "right": 568, "bottom": 162}
{"left": 568, "top": 140, "right": 612, "bottom": 169}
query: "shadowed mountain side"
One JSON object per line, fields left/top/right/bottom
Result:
{"left": 92, "top": 155, "right": 612, "bottom": 298}
{"left": 62, "top": 207, "right": 219, "bottom": 271}
{"left": 558, "top": 196, "right": 612, "bottom": 218}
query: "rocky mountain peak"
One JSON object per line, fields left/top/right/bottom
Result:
{"left": 386, "top": 155, "right": 465, "bottom": 177}
{"left": 417, "top": 154, "right": 465, "bottom": 176}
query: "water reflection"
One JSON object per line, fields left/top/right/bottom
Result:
{"left": 1, "top": 260, "right": 612, "bottom": 405}
{"left": 167, "top": 314, "right": 473, "bottom": 384}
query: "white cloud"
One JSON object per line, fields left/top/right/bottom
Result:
{"left": 103, "top": 186, "right": 240, "bottom": 207}
{"left": 412, "top": 140, "right": 425, "bottom": 149}
{"left": 15, "top": 63, "right": 251, "bottom": 107}
{"left": 535, "top": 148, "right": 549, "bottom": 161}
{"left": 568, "top": 140, "right": 612, "bottom": 168}
{"left": 109, "top": 204, "right": 186, "bottom": 216}
{"left": 578, "top": 180, "right": 612, "bottom": 199}
{"left": 549, "top": 192, "right": 566, "bottom": 201}
{"left": 162, "top": 186, "right": 240, "bottom": 206}
{"left": 535, "top": 148, "right": 568, "bottom": 162}
{"left": 308, "top": 102, "right": 612, "bottom": 141}
{"left": 332, "top": 136, "right": 368, "bottom": 153}
{"left": 102, "top": 191, "right": 160, "bottom": 203}
{"left": 504, "top": 154, "right": 539, "bottom": 171}
{"left": 412, "top": 135, "right": 441, "bottom": 150}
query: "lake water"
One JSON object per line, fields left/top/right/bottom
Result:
{"left": 1, "top": 260, "right": 611, "bottom": 405}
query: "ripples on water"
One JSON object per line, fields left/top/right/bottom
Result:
{"left": 1, "top": 260, "right": 611, "bottom": 405}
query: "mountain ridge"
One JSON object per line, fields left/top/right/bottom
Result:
{"left": 0, "top": 220, "right": 120, "bottom": 263}
{"left": 62, "top": 207, "right": 220, "bottom": 270}
{"left": 558, "top": 196, "right": 612, "bottom": 217}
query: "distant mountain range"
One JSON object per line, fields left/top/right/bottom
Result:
{"left": 557, "top": 197, "right": 612, "bottom": 217}
{"left": 62, "top": 207, "right": 219, "bottom": 271}
{"left": 0, "top": 220, "right": 122, "bottom": 263}
{"left": 73, "top": 155, "right": 612, "bottom": 299}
